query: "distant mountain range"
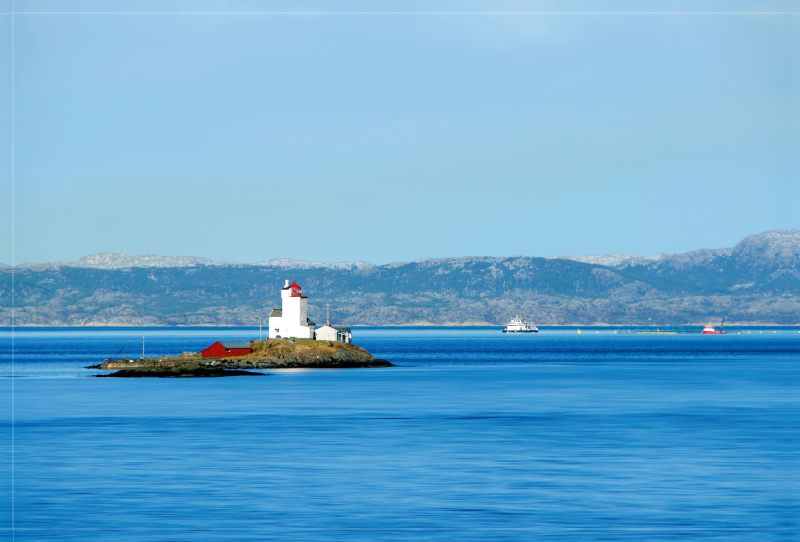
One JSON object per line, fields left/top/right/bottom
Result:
{"left": 2, "top": 230, "right": 798, "bottom": 326}
{"left": 558, "top": 230, "right": 799, "bottom": 270}
{"left": 8, "top": 253, "right": 376, "bottom": 271}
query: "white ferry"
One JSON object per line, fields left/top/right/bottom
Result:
{"left": 502, "top": 317, "right": 539, "bottom": 333}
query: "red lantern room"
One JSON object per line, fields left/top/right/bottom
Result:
{"left": 289, "top": 281, "right": 302, "bottom": 297}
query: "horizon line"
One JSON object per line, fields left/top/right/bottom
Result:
{"left": 4, "top": 11, "right": 799, "bottom": 16}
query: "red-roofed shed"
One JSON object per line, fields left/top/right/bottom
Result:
{"left": 201, "top": 341, "right": 252, "bottom": 358}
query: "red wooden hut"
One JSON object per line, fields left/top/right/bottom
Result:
{"left": 201, "top": 341, "right": 252, "bottom": 358}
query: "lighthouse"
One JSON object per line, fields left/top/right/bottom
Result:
{"left": 267, "top": 280, "right": 316, "bottom": 339}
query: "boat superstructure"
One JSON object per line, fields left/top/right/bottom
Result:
{"left": 502, "top": 317, "right": 538, "bottom": 333}
{"left": 702, "top": 317, "right": 727, "bottom": 335}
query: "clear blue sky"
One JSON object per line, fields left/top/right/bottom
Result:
{"left": 1, "top": 1, "right": 798, "bottom": 265}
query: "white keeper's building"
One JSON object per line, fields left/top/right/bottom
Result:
{"left": 315, "top": 324, "right": 352, "bottom": 344}
{"left": 268, "top": 280, "right": 316, "bottom": 339}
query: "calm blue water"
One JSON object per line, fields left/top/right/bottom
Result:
{"left": 2, "top": 327, "right": 799, "bottom": 541}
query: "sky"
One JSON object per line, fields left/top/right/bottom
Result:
{"left": 1, "top": 1, "right": 798, "bottom": 265}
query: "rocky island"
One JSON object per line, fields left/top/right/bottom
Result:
{"left": 95, "top": 339, "right": 393, "bottom": 377}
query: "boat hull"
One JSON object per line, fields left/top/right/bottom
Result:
{"left": 502, "top": 329, "right": 539, "bottom": 333}
{"left": 702, "top": 330, "right": 727, "bottom": 334}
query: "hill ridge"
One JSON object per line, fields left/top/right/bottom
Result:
{"left": 7, "top": 229, "right": 797, "bottom": 272}
{"left": 3, "top": 230, "right": 798, "bottom": 326}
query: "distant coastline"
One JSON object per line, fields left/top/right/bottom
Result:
{"left": 3, "top": 230, "right": 798, "bottom": 327}
{"left": 6, "top": 324, "right": 800, "bottom": 329}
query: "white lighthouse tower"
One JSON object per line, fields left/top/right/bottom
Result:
{"left": 268, "top": 280, "right": 316, "bottom": 339}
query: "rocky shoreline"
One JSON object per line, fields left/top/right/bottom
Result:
{"left": 96, "top": 367, "right": 264, "bottom": 378}
{"left": 94, "top": 339, "right": 393, "bottom": 377}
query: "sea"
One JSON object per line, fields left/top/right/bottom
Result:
{"left": 1, "top": 326, "right": 799, "bottom": 541}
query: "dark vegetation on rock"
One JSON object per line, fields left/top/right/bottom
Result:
{"left": 4, "top": 230, "right": 799, "bottom": 326}
{"left": 96, "top": 367, "right": 263, "bottom": 378}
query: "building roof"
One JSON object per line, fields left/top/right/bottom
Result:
{"left": 219, "top": 341, "right": 251, "bottom": 349}
{"left": 289, "top": 280, "right": 302, "bottom": 290}
{"left": 269, "top": 309, "right": 282, "bottom": 317}
{"left": 307, "top": 319, "right": 315, "bottom": 327}
{"left": 334, "top": 327, "right": 351, "bottom": 332}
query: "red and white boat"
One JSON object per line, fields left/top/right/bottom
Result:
{"left": 702, "top": 318, "right": 727, "bottom": 335}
